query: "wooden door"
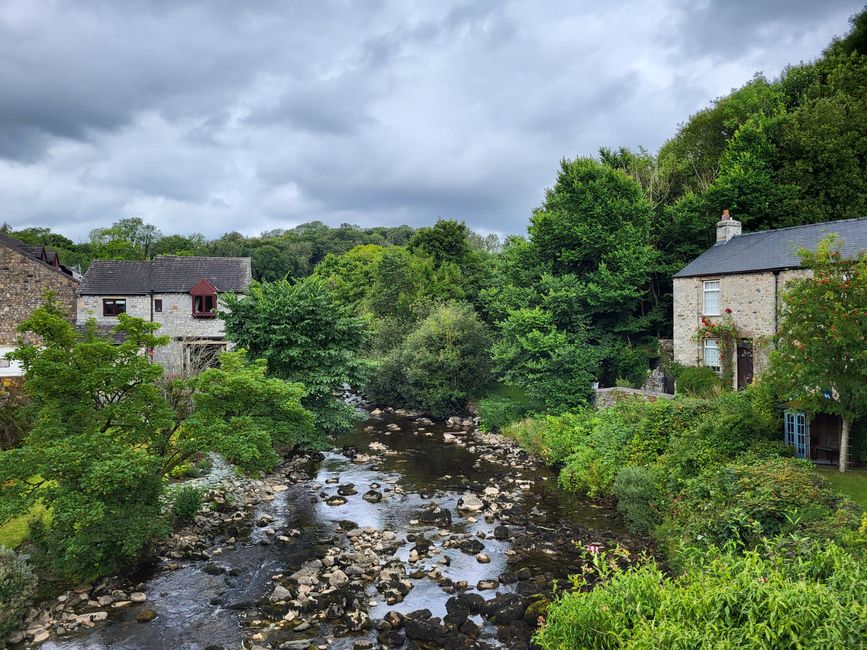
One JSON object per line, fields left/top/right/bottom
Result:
{"left": 737, "top": 340, "right": 753, "bottom": 390}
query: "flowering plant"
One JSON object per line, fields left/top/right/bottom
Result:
{"left": 694, "top": 312, "right": 739, "bottom": 387}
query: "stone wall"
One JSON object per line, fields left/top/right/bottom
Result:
{"left": 77, "top": 292, "right": 233, "bottom": 375}
{"left": 594, "top": 387, "right": 674, "bottom": 410}
{"left": 673, "top": 269, "right": 812, "bottom": 386}
{"left": 77, "top": 294, "right": 151, "bottom": 324}
{"left": 0, "top": 243, "right": 78, "bottom": 346}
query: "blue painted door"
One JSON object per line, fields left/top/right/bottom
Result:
{"left": 784, "top": 411, "right": 810, "bottom": 459}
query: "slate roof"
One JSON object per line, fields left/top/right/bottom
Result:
{"left": 674, "top": 217, "right": 867, "bottom": 278}
{"left": 0, "top": 232, "right": 77, "bottom": 279}
{"left": 79, "top": 256, "right": 252, "bottom": 295}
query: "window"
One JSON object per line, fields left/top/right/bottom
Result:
{"left": 103, "top": 299, "right": 127, "bottom": 317}
{"left": 703, "top": 338, "right": 720, "bottom": 371}
{"left": 703, "top": 280, "right": 720, "bottom": 315}
{"left": 154, "top": 299, "right": 163, "bottom": 313}
{"left": 193, "top": 294, "right": 216, "bottom": 317}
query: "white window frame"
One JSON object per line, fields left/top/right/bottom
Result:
{"left": 703, "top": 338, "right": 720, "bottom": 372}
{"left": 703, "top": 280, "right": 721, "bottom": 316}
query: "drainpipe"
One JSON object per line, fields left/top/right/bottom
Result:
{"left": 773, "top": 271, "right": 780, "bottom": 334}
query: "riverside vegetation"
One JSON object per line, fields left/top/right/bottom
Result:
{"left": 1, "top": 8, "right": 866, "bottom": 649}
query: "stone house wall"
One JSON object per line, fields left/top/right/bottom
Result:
{"left": 77, "top": 292, "right": 233, "bottom": 374}
{"left": 673, "top": 268, "right": 812, "bottom": 387}
{"left": 0, "top": 244, "right": 79, "bottom": 346}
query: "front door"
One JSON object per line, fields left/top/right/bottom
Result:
{"left": 737, "top": 340, "right": 754, "bottom": 390}
{"left": 784, "top": 411, "right": 810, "bottom": 459}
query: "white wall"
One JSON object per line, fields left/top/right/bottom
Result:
{"left": 0, "top": 345, "right": 24, "bottom": 377}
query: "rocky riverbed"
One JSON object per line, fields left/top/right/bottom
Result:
{"left": 14, "top": 407, "right": 633, "bottom": 650}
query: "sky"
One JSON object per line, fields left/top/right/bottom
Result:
{"left": 0, "top": 0, "right": 862, "bottom": 242}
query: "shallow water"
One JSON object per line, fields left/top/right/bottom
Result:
{"left": 43, "top": 412, "right": 623, "bottom": 649}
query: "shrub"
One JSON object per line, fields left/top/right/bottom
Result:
{"left": 536, "top": 541, "right": 867, "bottom": 649}
{"left": 171, "top": 486, "right": 203, "bottom": 523}
{"left": 661, "top": 456, "right": 862, "bottom": 558}
{"left": 0, "top": 547, "right": 37, "bottom": 637}
{"left": 613, "top": 466, "right": 662, "bottom": 535}
{"left": 675, "top": 365, "right": 723, "bottom": 397}
{"left": 478, "top": 386, "right": 535, "bottom": 432}
{"left": 366, "top": 303, "right": 492, "bottom": 417}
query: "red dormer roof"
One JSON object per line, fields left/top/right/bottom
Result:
{"left": 190, "top": 278, "right": 218, "bottom": 295}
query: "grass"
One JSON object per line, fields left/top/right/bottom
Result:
{"left": 817, "top": 466, "right": 867, "bottom": 511}
{"left": 0, "top": 502, "right": 48, "bottom": 548}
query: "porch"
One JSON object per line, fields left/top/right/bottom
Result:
{"left": 784, "top": 411, "right": 843, "bottom": 466}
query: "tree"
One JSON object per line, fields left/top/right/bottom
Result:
{"left": 183, "top": 352, "right": 315, "bottom": 472}
{"left": 0, "top": 300, "right": 314, "bottom": 579}
{"left": 766, "top": 235, "right": 867, "bottom": 472}
{"left": 491, "top": 307, "right": 599, "bottom": 413}
{"left": 89, "top": 217, "right": 163, "bottom": 260}
{"left": 365, "top": 302, "right": 492, "bottom": 417}
{"left": 407, "top": 219, "right": 472, "bottom": 266}
{"left": 222, "top": 277, "right": 372, "bottom": 433}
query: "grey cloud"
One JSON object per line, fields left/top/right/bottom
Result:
{"left": 0, "top": 0, "right": 863, "bottom": 240}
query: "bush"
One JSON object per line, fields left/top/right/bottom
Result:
{"left": 536, "top": 541, "right": 867, "bottom": 649}
{"left": 675, "top": 365, "right": 723, "bottom": 397}
{"left": 171, "top": 486, "right": 203, "bottom": 523}
{"left": 478, "top": 386, "right": 535, "bottom": 432}
{"left": 366, "top": 303, "right": 492, "bottom": 417}
{"left": 502, "top": 410, "right": 595, "bottom": 465}
{"left": 661, "top": 456, "right": 862, "bottom": 558}
{"left": 613, "top": 466, "right": 662, "bottom": 535}
{"left": 0, "top": 547, "right": 38, "bottom": 637}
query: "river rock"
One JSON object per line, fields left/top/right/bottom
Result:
{"left": 362, "top": 489, "right": 383, "bottom": 503}
{"left": 459, "top": 538, "right": 485, "bottom": 555}
{"left": 329, "top": 569, "right": 350, "bottom": 587}
{"left": 403, "top": 609, "right": 444, "bottom": 643}
{"left": 326, "top": 496, "right": 348, "bottom": 506}
{"left": 130, "top": 592, "right": 147, "bottom": 603}
{"left": 494, "top": 524, "right": 510, "bottom": 540}
{"left": 458, "top": 494, "right": 484, "bottom": 513}
{"left": 484, "top": 593, "right": 529, "bottom": 624}
{"left": 136, "top": 609, "right": 158, "bottom": 623}
{"left": 337, "top": 484, "right": 358, "bottom": 496}
{"left": 477, "top": 579, "right": 499, "bottom": 590}
{"left": 271, "top": 585, "right": 292, "bottom": 601}
{"left": 476, "top": 553, "right": 491, "bottom": 563}
{"left": 417, "top": 504, "right": 452, "bottom": 527}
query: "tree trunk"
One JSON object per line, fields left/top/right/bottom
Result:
{"left": 838, "top": 415, "right": 850, "bottom": 473}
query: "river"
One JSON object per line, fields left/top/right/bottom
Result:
{"left": 40, "top": 409, "right": 627, "bottom": 649}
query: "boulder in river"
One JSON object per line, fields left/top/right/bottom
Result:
{"left": 362, "top": 489, "right": 383, "bottom": 503}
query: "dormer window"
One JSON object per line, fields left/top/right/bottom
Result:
{"left": 190, "top": 278, "right": 218, "bottom": 318}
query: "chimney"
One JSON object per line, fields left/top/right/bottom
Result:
{"left": 716, "top": 209, "right": 742, "bottom": 243}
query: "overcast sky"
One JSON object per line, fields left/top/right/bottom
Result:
{"left": 0, "top": 0, "right": 862, "bottom": 241}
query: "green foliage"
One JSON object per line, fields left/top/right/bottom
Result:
{"left": 184, "top": 351, "right": 316, "bottom": 472}
{"left": 766, "top": 236, "right": 867, "bottom": 470}
{"left": 222, "top": 277, "right": 372, "bottom": 434}
{"left": 171, "top": 486, "right": 203, "bottom": 523}
{"left": 613, "top": 466, "right": 662, "bottom": 536}
{"left": 365, "top": 303, "right": 492, "bottom": 417}
{"left": 477, "top": 386, "right": 534, "bottom": 432}
{"left": 537, "top": 540, "right": 867, "bottom": 649}
{"left": 0, "top": 300, "right": 313, "bottom": 581}
{"left": 0, "top": 382, "right": 32, "bottom": 450}
{"left": 491, "top": 307, "right": 597, "bottom": 413}
{"left": 674, "top": 365, "right": 723, "bottom": 397}
{"left": 662, "top": 456, "right": 861, "bottom": 557}
{"left": 407, "top": 219, "right": 472, "bottom": 266}
{"left": 0, "top": 547, "right": 37, "bottom": 637}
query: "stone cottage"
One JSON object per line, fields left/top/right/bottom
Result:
{"left": 672, "top": 211, "right": 867, "bottom": 463}
{"left": 1, "top": 233, "right": 80, "bottom": 378}
{"left": 77, "top": 256, "right": 252, "bottom": 375}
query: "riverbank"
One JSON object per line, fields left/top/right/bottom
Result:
{"left": 9, "top": 407, "right": 635, "bottom": 649}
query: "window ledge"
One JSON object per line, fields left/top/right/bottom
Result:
{"left": 192, "top": 312, "right": 217, "bottom": 319}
